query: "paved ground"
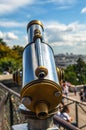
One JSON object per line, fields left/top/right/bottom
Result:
{"left": 0, "top": 74, "right": 12, "bottom": 81}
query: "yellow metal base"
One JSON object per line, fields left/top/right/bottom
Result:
{"left": 21, "top": 79, "right": 62, "bottom": 114}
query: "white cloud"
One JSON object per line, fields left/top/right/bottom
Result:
{"left": 0, "top": 0, "right": 35, "bottom": 15}
{"left": 45, "top": 21, "right": 77, "bottom": 32}
{"left": 0, "top": 31, "right": 28, "bottom": 47}
{"left": 0, "top": 31, "right": 4, "bottom": 38}
{"left": 1, "top": 20, "right": 86, "bottom": 54}
{"left": 5, "top": 32, "right": 18, "bottom": 40}
{"left": 43, "top": 21, "right": 86, "bottom": 54}
{"left": 0, "top": 20, "right": 26, "bottom": 28}
{"left": 26, "top": 14, "right": 31, "bottom": 18}
{"left": 23, "top": 36, "right": 28, "bottom": 43}
{"left": 54, "top": 0, "right": 76, "bottom": 4}
{"left": 37, "top": 0, "right": 76, "bottom": 4}
{"left": 57, "top": 5, "right": 71, "bottom": 10}
{"left": 81, "top": 7, "right": 86, "bottom": 14}
{"left": 0, "top": 31, "right": 18, "bottom": 41}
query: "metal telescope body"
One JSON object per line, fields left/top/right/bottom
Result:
{"left": 15, "top": 20, "right": 62, "bottom": 130}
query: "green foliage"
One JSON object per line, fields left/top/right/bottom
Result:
{"left": 65, "top": 67, "right": 77, "bottom": 85}
{"left": 64, "top": 58, "right": 86, "bottom": 85}
{"left": 0, "top": 39, "right": 23, "bottom": 73}
{"left": 0, "top": 44, "right": 10, "bottom": 58}
{"left": 0, "top": 57, "right": 22, "bottom": 73}
{"left": 0, "top": 38, "right": 7, "bottom": 46}
{"left": 12, "top": 45, "right": 24, "bottom": 58}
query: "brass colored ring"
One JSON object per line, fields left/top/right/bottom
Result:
{"left": 56, "top": 67, "right": 64, "bottom": 82}
{"left": 33, "top": 34, "right": 42, "bottom": 42}
{"left": 27, "top": 20, "right": 44, "bottom": 32}
{"left": 34, "top": 29, "right": 41, "bottom": 34}
{"left": 35, "top": 66, "right": 48, "bottom": 78}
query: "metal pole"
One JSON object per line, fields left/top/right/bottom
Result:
{"left": 0, "top": 93, "right": 9, "bottom": 130}
{"left": 0, "top": 83, "right": 20, "bottom": 98}
{"left": 9, "top": 95, "right": 14, "bottom": 126}
{"left": 54, "top": 115, "right": 80, "bottom": 130}
{"left": 75, "top": 102, "right": 78, "bottom": 127}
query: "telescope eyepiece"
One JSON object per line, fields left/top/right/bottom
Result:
{"left": 35, "top": 66, "right": 48, "bottom": 78}
{"left": 38, "top": 72, "right": 46, "bottom": 79}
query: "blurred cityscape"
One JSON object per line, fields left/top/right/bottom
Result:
{"left": 54, "top": 53, "right": 86, "bottom": 68}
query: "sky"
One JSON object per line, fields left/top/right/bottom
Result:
{"left": 0, "top": 0, "right": 86, "bottom": 55}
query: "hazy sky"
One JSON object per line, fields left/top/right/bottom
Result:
{"left": 0, "top": 0, "right": 86, "bottom": 55}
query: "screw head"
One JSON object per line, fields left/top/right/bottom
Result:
{"left": 54, "top": 91, "right": 61, "bottom": 97}
{"left": 21, "top": 97, "right": 32, "bottom": 106}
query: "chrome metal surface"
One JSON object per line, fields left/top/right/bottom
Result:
{"left": 21, "top": 20, "right": 62, "bottom": 119}
{"left": 23, "top": 39, "right": 59, "bottom": 87}
{"left": 23, "top": 20, "right": 60, "bottom": 88}
{"left": 27, "top": 20, "right": 44, "bottom": 43}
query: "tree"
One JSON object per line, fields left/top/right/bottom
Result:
{"left": 0, "top": 38, "right": 6, "bottom": 46}
{"left": 0, "top": 42, "right": 23, "bottom": 73}
{"left": 12, "top": 45, "right": 24, "bottom": 57}
{"left": 64, "top": 65, "right": 77, "bottom": 85}
{"left": 74, "top": 58, "right": 86, "bottom": 84}
{"left": 64, "top": 58, "right": 86, "bottom": 85}
{"left": 0, "top": 57, "right": 22, "bottom": 73}
{"left": 0, "top": 44, "right": 10, "bottom": 58}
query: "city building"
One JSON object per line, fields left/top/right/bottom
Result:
{"left": 54, "top": 53, "right": 86, "bottom": 68}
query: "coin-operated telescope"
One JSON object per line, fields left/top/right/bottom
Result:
{"left": 20, "top": 20, "right": 62, "bottom": 119}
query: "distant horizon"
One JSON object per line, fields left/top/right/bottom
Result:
{"left": 54, "top": 53, "right": 86, "bottom": 56}
{"left": 4, "top": 42, "right": 86, "bottom": 56}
